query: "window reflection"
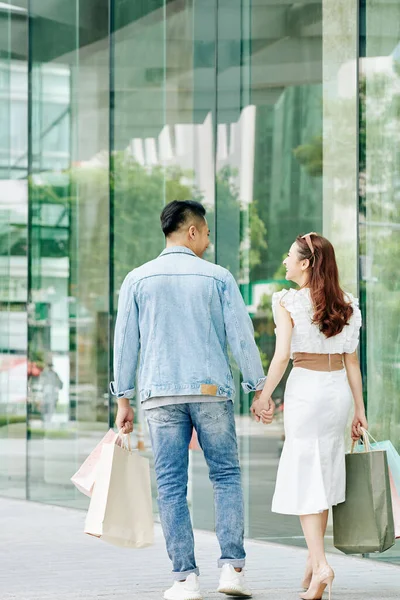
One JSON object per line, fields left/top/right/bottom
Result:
{"left": 0, "top": 0, "right": 397, "bottom": 563}
{"left": 0, "top": 2, "right": 28, "bottom": 499}
{"left": 361, "top": 6, "right": 400, "bottom": 453}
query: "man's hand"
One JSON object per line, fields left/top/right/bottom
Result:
{"left": 116, "top": 398, "right": 134, "bottom": 434}
{"left": 250, "top": 394, "right": 274, "bottom": 424}
{"left": 250, "top": 391, "right": 263, "bottom": 422}
{"left": 351, "top": 409, "right": 368, "bottom": 441}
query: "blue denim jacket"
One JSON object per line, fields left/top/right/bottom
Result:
{"left": 110, "top": 246, "right": 266, "bottom": 403}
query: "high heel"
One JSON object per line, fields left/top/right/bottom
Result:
{"left": 325, "top": 578, "right": 333, "bottom": 600}
{"left": 299, "top": 565, "right": 334, "bottom": 600}
{"left": 302, "top": 557, "right": 313, "bottom": 590}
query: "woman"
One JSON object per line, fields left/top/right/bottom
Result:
{"left": 252, "top": 233, "right": 368, "bottom": 600}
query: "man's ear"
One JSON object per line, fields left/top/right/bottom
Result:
{"left": 188, "top": 225, "right": 196, "bottom": 239}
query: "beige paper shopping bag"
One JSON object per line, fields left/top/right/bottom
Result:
{"left": 84, "top": 436, "right": 154, "bottom": 548}
{"left": 71, "top": 429, "right": 118, "bottom": 497}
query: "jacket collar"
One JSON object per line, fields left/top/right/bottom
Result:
{"left": 160, "top": 246, "right": 197, "bottom": 258}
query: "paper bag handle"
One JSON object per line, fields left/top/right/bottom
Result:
{"left": 360, "top": 428, "right": 378, "bottom": 445}
{"left": 116, "top": 431, "right": 132, "bottom": 452}
{"left": 351, "top": 427, "right": 371, "bottom": 454}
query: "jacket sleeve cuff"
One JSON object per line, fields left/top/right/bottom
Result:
{"left": 109, "top": 381, "right": 135, "bottom": 399}
{"left": 241, "top": 376, "right": 267, "bottom": 393}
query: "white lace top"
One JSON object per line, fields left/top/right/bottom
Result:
{"left": 272, "top": 288, "right": 362, "bottom": 358}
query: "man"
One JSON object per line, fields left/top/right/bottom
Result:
{"left": 39, "top": 358, "right": 63, "bottom": 425}
{"left": 112, "top": 200, "right": 274, "bottom": 600}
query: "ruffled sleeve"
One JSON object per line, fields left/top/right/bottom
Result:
{"left": 272, "top": 289, "right": 293, "bottom": 326}
{"left": 344, "top": 294, "right": 362, "bottom": 353}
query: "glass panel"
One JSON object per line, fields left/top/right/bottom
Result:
{"left": 28, "top": 0, "right": 110, "bottom": 506}
{"left": 323, "top": 1, "right": 358, "bottom": 292}
{"left": 360, "top": 0, "right": 400, "bottom": 562}
{"left": 190, "top": 0, "right": 218, "bottom": 531}
{"left": 0, "top": 0, "right": 396, "bottom": 567}
{"left": 0, "top": 1, "right": 28, "bottom": 499}
{"left": 112, "top": 0, "right": 218, "bottom": 517}
{"left": 112, "top": 0, "right": 166, "bottom": 515}
{"left": 207, "top": 0, "right": 357, "bottom": 548}
{"left": 238, "top": 0, "right": 326, "bottom": 544}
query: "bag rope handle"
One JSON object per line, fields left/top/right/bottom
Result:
{"left": 351, "top": 427, "right": 371, "bottom": 454}
{"left": 117, "top": 430, "right": 132, "bottom": 452}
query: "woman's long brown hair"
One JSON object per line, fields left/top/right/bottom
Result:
{"left": 296, "top": 234, "right": 353, "bottom": 338}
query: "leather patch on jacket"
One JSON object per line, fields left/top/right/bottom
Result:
{"left": 200, "top": 384, "right": 218, "bottom": 396}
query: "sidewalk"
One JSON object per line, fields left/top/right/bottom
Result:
{"left": 1, "top": 498, "right": 399, "bottom": 600}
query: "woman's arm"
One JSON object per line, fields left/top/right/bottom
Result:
{"left": 344, "top": 351, "right": 368, "bottom": 440}
{"left": 250, "top": 302, "right": 292, "bottom": 422}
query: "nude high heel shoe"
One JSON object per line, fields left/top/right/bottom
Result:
{"left": 299, "top": 565, "right": 334, "bottom": 600}
{"left": 302, "top": 557, "right": 313, "bottom": 590}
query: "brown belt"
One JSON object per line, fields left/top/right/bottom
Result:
{"left": 293, "top": 352, "right": 344, "bottom": 372}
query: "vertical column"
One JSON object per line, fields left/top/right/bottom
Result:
{"left": 0, "top": 2, "right": 28, "bottom": 499}
{"left": 190, "top": 0, "right": 218, "bottom": 531}
{"left": 28, "top": 0, "right": 110, "bottom": 507}
{"left": 361, "top": 1, "right": 400, "bottom": 444}
{"left": 322, "top": 0, "right": 358, "bottom": 293}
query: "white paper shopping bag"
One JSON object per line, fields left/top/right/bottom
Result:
{"left": 84, "top": 436, "right": 154, "bottom": 548}
{"left": 71, "top": 429, "right": 118, "bottom": 497}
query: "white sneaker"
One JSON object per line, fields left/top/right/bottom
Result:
{"left": 217, "top": 564, "right": 252, "bottom": 597}
{"left": 163, "top": 573, "right": 203, "bottom": 600}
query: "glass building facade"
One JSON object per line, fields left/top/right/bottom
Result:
{"left": 0, "top": 0, "right": 399, "bottom": 563}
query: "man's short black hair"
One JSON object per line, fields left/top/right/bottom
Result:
{"left": 160, "top": 200, "right": 206, "bottom": 237}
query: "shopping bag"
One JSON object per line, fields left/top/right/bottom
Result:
{"left": 84, "top": 434, "right": 154, "bottom": 548}
{"left": 333, "top": 434, "right": 395, "bottom": 554}
{"left": 355, "top": 431, "right": 400, "bottom": 539}
{"left": 389, "top": 471, "right": 400, "bottom": 539}
{"left": 71, "top": 429, "right": 118, "bottom": 497}
{"left": 366, "top": 438, "right": 400, "bottom": 497}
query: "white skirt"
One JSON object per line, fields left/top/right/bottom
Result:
{"left": 272, "top": 367, "right": 352, "bottom": 516}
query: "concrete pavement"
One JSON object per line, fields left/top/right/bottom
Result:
{"left": 0, "top": 498, "right": 399, "bottom": 599}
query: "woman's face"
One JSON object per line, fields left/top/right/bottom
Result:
{"left": 283, "top": 242, "right": 306, "bottom": 283}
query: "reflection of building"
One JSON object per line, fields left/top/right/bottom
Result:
{"left": 1, "top": 0, "right": 400, "bottom": 564}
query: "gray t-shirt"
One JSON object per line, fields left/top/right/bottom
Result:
{"left": 142, "top": 395, "right": 229, "bottom": 411}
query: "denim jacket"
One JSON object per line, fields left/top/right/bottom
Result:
{"left": 110, "top": 246, "right": 266, "bottom": 403}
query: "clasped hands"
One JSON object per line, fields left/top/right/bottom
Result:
{"left": 250, "top": 391, "right": 275, "bottom": 425}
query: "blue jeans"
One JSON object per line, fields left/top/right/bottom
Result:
{"left": 145, "top": 401, "right": 245, "bottom": 580}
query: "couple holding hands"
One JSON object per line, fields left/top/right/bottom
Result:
{"left": 112, "top": 200, "right": 366, "bottom": 600}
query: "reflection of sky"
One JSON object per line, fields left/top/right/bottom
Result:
{"left": 0, "top": 180, "right": 27, "bottom": 222}
{"left": 0, "top": 2, "right": 26, "bottom": 13}
{"left": 337, "top": 48, "right": 400, "bottom": 100}
{"left": 391, "top": 41, "right": 400, "bottom": 62}
{"left": 123, "top": 107, "right": 256, "bottom": 207}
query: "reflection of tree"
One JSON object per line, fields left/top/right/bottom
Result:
{"left": 33, "top": 156, "right": 270, "bottom": 298}
{"left": 112, "top": 154, "right": 203, "bottom": 288}
{"left": 293, "top": 136, "right": 322, "bottom": 177}
{"left": 293, "top": 69, "right": 400, "bottom": 445}
{"left": 252, "top": 90, "right": 323, "bottom": 281}
{"left": 31, "top": 157, "right": 270, "bottom": 405}
{"left": 214, "top": 165, "right": 267, "bottom": 280}
{"left": 30, "top": 157, "right": 198, "bottom": 411}
{"left": 359, "top": 66, "right": 400, "bottom": 443}
{"left": 212, "top": 165, "right": 269, "bottom": 380}
{"left": 249, "top": 201, "right": 268, "bottom": 279}
{"left": 33, "top": 154, "right": 201, "bottom": 293}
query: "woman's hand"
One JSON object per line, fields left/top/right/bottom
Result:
{"left": 260, "top": 401, "right": 275, "bottom": 425}
{"left": 351, "top": 409, "right": 368, "bottom": 441}
{"left": 251, "top": 396, "right": 274, "bottom": 424}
